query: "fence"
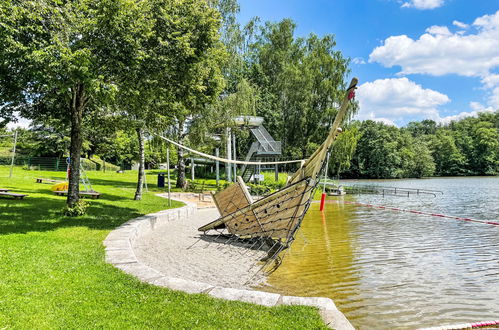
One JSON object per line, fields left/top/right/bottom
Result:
{"left": 0, "top": 156, "right": 120, "bottom": 172}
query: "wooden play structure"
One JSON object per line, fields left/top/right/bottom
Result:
{"left": 198, "top": 78, "right": 358, "bottom": 269}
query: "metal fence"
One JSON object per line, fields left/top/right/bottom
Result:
{"left": 0, "top": 156, "right": 120, "bottom": 172}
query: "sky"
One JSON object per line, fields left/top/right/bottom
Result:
{"left": 238, "top": 0, "right": 499, "bottom": 126}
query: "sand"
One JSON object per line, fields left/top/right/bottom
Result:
{"left": 133, "top": 207, "right": 269, "bottom": 289}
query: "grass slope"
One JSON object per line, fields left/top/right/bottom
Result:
{"left": 0, "top": 167, "right": 326, "bottom": 329}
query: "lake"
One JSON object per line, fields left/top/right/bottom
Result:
{"left": 258, "top": 177, "right": 499, "bottom": 329}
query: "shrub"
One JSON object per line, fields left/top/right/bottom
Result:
{"left": 63, "top": 200, "right": 91, "bottom": 217}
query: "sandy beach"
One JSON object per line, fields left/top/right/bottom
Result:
{"left": 133, "top": 207, "right": 268, "bottom": 289}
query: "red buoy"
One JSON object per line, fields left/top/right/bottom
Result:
{"left": 320, "top": 193, "right": 326, "bottom": 211}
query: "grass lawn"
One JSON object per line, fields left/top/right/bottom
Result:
{"left": 0, "top": 166, "right": 326, "bottom": 329}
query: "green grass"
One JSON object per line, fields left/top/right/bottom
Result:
{"left": 0, "top": 166, "right": 326, "bottom": 329}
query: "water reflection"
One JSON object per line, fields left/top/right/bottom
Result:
{"left": 259, "top": 177, "right": 499, "bottom": 329}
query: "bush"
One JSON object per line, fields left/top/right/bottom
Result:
{"left": 62, "top": 200, "right": 91, "bottom": 217}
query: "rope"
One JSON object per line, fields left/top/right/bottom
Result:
{"left": 419, "top": 319, "right": 499, "bottom": 329}
{"left": 155, "top": 134, "right": 306, "bottom": 166}
{"left": 341, "top": 201, "right": 499, "bottom": 226}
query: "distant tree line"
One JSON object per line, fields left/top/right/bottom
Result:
{"left": 336, "top": 112, "right": 499, "bottom": 179}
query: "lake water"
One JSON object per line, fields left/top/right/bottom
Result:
{"left": 258, "top": 177, "right": 499, "bottom": 329}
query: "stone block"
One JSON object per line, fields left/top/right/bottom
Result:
{"left": 319, "top": 309, "right": 356, "bottom": 330}
{"left": 105, "top": 249, "right": 137, "bottom": 264}
{"left": 209, "top": 287, "right": 280, "bottom": 307}
{"left": 116, "top": 263, "right": 163, "bottom": 282}
{"left": 152, "top": 277, "right": 214, "bottom": 294}
{"left": 280, "top": 296, "right": 337, "bottom": 311}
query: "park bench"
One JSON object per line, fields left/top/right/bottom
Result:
{"left": 36, "top": 178, "right": 63, "bottom": 184}
{"left": 53, "top": 191, "right": 101, "bottom": 199}
{"left": 185, "top": 180, "right": 212, "bottom": 201}
{"left": 0, "top": 188, "right": 10, "bottom": 192}
{"left": 0, "top": 192, "right": 27, "bottom": 200}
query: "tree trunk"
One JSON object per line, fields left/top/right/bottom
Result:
{"left": 134, "top": 126, "right": 145, "bottom": 200}
{"left": 67, "top": 84, "right": 86, "bottom": 208}
{"left": 176, "top": 119, "right": 187, "bottom": 189}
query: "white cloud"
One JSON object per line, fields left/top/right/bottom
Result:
{"left": 437, "top": 103, "right": 495, "bottom": 124}
{"left": 452, "top": 20, "right": 469, "bottom": 29}
{"left": 401, "top": 0, "right": 445, "bottom": 10}
{"left": 3, "top": 113, "right": 32, "bottom": 130}
{"left": 352, "top": 57, "right": 366, "bottom": 65}
{"left": 481, "top": 74, "right": 499, "bottom": 89}
{"left": 425, "top": 25, "right": 452, "bottom": 36}
{"left": 490, "top": 87, "right": 499, "bottom": 108}
{"left": 370, "top": 11, "right": 499, "bottom": 77}
{"left": 357, "top": 78, "right": 450, "bottom": 125}
{"left": 370, "top": 11, "right": 499, "bottom": 108}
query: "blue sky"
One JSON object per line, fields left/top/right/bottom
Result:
{"left": 238, "top": 0, "right": 499, "bottom": 126}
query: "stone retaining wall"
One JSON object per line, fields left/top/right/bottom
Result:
{"left": 103, "top": 198, "right": 355, "bottom": 330}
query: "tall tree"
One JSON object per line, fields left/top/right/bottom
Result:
{"left": 0, "top": 0, "right": 150, "bottom": 207}
{"left": 249, "top": 19, "right": 352, "bottom": 159}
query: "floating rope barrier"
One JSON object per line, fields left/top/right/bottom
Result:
{"left": 155, "top": 134, "right": 306, "bottom": 166}
{"left": 419, "top": 319, "right": 499, "bottom": 330}
{"left": 340, "top": 201, "right": 499, "bottom": 226}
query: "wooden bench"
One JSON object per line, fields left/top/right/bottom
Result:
{"left": 53, "top": 191, "right": 101, "bottom": 199}
{"left": 36, "top": 178, "right": 63, "bottom": 184}
{"left": 0, "top": 188, "right": 10, "bottom": 192}
{"left": 0, "top": 192, "right": 27, "bottom": 200}
{"left": 186, "top": 181, "right": 213, "bottom": 201}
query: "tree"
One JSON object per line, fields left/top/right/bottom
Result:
{"left": 428, "top": 131, "right": 466, "bottom": 176}
{"left": 329, "top": 125, "right": 360, "bottom": 177}
{"left": 248, "top": 19, "right": 352, "bottom": 159}
{"left": 0, "top": 0, "right": 151, "bottom": 207}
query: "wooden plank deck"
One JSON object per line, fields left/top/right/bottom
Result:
{"left": 53, "top": 191, "right": 101, "bottom": 199}
{"left": 0, "top": 192, "right": 27, "bottom": 199}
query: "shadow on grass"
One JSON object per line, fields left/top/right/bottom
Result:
{"left": 0, "top": 195, "right": 145, "bottom": 235}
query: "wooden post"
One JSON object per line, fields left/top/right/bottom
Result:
{"left": 9, "top": 130, "right": 17, "bottom": 178}
{"left": 275, "top": 157, "right": 278, "bottom": 182}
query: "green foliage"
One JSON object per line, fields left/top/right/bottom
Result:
{"left": 248, "top": 19, "right": 352, "bottom": 159}
{"left": 343, "top": 111, "right": 498, "bottom": 179}
{"left": 62, "top": 200, "right": 91, "bottom": 217}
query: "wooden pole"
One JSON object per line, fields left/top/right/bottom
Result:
{"left": 9, "top": 130, "right": 17, "bottom": 179}
{"left": 275, "top": 157, "right": 278, "bottom": 181}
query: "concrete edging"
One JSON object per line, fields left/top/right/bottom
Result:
{"left": 103, "top": 196, "right": 355, "bottom": 330}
